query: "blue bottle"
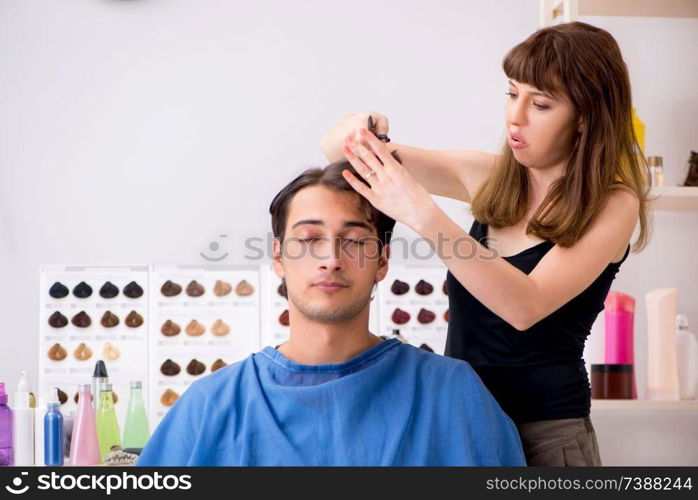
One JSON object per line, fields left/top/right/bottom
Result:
{"left": 44, "top": 388, "right": 63, "bottom": 466}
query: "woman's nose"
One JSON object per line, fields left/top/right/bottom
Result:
{"left": 508, "top": 99, "right": 527, "bottom": 127}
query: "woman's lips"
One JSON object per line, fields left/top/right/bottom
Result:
{"left": 508, "top": 133, "right": 527, "bottom": 150}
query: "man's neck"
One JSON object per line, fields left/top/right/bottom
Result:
{"left": 277, "top": 306, "right": 382, "bottom": 365}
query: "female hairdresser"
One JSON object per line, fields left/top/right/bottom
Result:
{"left": 319, "top": 22, "right": 651, "bottom": 466}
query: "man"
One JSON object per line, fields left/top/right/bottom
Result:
{"left": 137, "top": 155, "right": 525, "bottom": 466}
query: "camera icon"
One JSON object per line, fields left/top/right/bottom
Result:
{"left": 5, "top": 471, "right": 29, "bottom": 495}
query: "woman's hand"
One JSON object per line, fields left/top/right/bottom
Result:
{"left": 320, "top": 111, "right": 389, "bottom": 163}
{"left": 341, "top": 128, "right": 439, "bottom": 233}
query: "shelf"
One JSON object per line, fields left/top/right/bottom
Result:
{"left": 591, "top": 399, "right": 698, "bottom": 411}
{"left": 651, "top": 186, "right": 698, "bottom": 212}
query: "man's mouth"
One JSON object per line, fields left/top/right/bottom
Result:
{"left": 313, "top": 281, "right": 349, "bottom": 293}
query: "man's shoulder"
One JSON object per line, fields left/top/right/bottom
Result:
{"left": 396, "top": 343, "right": 478, "bottom": 378}
{"left": 188, "top": 351, "right": 258, "bottom": 394}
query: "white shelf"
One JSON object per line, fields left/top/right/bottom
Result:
{"left": 591, "top": 399, "right": 698, "bottom": 411}
{"left": 651, "top": 186, "right": 698, "bottom": 212}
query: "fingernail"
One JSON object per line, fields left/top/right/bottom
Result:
{"left": 359, "top": 128, "right": 368, "bottom": 136}
{"left": 346, "top": 135, "right": 354, "bottom": 143}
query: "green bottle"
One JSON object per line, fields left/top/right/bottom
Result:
{"left": 122, "top": 381, "right": 150, "bottom": 450}
{"left": 95, "top": 383, "right": 120, "bottom": 463}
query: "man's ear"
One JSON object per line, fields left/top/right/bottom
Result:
{"left": 375, "top": 244, "right": 390, "bottom": 283}
{"left": 272, "top": 237, "right": 285, "bottom": 280}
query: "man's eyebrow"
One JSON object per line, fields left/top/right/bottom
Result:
{"left": 508, "top": 80, "right": 556, "bottom": 100}
{"left": 290, "top": 219, "right": 374, "bottom": 231}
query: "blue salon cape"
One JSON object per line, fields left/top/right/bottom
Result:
{"left": 137, "top": 339, "right": 525, "bottom": 466}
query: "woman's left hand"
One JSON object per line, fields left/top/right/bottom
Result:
{"left": 341, "top": 128, "right": 439, "bottom": 233}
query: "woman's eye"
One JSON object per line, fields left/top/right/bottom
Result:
{"left": 505, "top": 91, "right": 517, "bottom": 99}
{"left": 533, "top": 102, "right": 549, "bottom": 110}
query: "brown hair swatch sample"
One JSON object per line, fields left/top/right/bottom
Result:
{"left": 160, "top": 280, "right": 182, "bottom": 297}
{"left": 48, "top": 343, "right": 67, "bottom": 361}
{"left": 160, "top": 359, "right": 181, "bottom": 376}
{"left": 213, "top": 280, "right": 232, "bottom": 297}
{"left": 185, "top": 280, "right": 205, "bottom": 297}
{"left": 160, "top": 389, "right": 179, "bottom": 406}
{"left": 186, "top": 359, "right": 206, "bottom": 376}
{"left": 48, "top": 311, "right": 69, "bottom": 328}
{"left": 71, "top": 311, "right": 92, "bottom": 328}
{"left": 235, "top": 280, "right": 254, "bottom": 296}
{"left": 211, "top": 319, "right": 230, "bottom": 337}
{"left": 185, "top": 320, "right": 205, "bottom": 337}
{"left": 211, "top": 359, "right": 228, "bottom": 372}
{"left": 100, "top": 311, "right": 120, "bottom": 328}
{"left": 160, "top": 320, "right": 181, "bottom": 337}
{"left": 125, "top": 311, "right": 144, "bottom": 328}
{"left": 74, "top": 343, "right": 93, "bottom": 361}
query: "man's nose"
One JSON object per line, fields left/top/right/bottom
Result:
{"left": 319, "top": 237, "right": 344, "bottom": 271}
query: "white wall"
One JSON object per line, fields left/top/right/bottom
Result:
{"left": 0, "top": 0, "right": 696, "bottom": 465}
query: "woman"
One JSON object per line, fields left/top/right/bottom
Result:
{"left": 319, "top": 21, "right": 651, "bottom": 466}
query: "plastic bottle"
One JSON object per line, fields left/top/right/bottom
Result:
{"left": 645, "top": 288, "right": 680, "bottom": 400}
{"left": 70, "top": 384, "right": 100, "bottom": 465}
{"left": 122, "top": 381, "right": 150, "bottom": 450}
{"left": 0, "top": 383, "right": 13, "bottom": 466}
{"left": 12, "top": 373, "right": 34, "bottom": 466}
{"left": 44, "top": 388, "right": 63, "bottom": 466}
{"left": 92, "top": 360, "right": 109, "bottom": 415}
{"left": 17, "top": 371, "right": 36, "bottom": 409}
{"left": 96, "top": 383, "right": 120, "bottom": 463}
{"left": 676, "top": 314, "right": 698, "bottom": 400}
{"left": 604, "top": 292, "right": 637, "bottom": 398}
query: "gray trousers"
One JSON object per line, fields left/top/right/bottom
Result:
{"left": 516, "top": 416, "right": 602, "bottom": 466}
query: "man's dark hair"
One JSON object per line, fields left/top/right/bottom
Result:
{"left": 269, "top": 152, "right": 401, "bottom": 250}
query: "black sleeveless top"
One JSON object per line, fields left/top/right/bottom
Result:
{"left": 445, "top": 219, "right": 630, "bottom": 424}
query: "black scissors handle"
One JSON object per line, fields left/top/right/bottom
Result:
{"left": 367, "top": 115, "right": 390, "bottom": 143}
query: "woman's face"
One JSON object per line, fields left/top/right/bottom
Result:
{"left": 504, "top": 79, "right": 580, "bottom": 171}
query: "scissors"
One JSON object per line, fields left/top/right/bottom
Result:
{"left": 367, "top": 115, "right": 390, "bottom": 143}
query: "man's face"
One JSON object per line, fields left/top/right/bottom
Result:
{"left": 272, "top": 185, "right": 389, "bottom": 324}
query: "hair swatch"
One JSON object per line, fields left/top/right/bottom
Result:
{"left": 125, "top": 311, "right": 144, "bottom": 328}
{"left": 278, "top": 309, "right": 290, "bottom": 327}
{"left": 211, "top": 359, "right": 228, "bottom": 372}
{"left": 186, "top": 359, "right": 206, "bottom": 376}
{"left": 100, "top": 311, "right": 119, "bottom": 328}
{"left": 160, "top": 320, "right": 181, "bottom": 337}
{"left": 417, "top": 308, "right": 436, "bottom": 324}
{"left": 71, "top": 311, "right": 92, "bottom": 328}
{"left": 185, "top": 280, "right": 205, "bottom": 297}
{"left": 185, "top": 320, "right": 205, "bottom": 337}
{"left": 160, "top": 389, "right": 179, "bottom": 406}
{"left": 49, "top": 282, "right": 69, "bottom": 299}
{"left": 235, "top": 280, "right": 254, "bottom": 296}
{"left": 123, "top": 281, "right": 144, "bottom": 299}
{"left": 48, "top": 311, "right": 69, "bottom": 328}
{"left": 160, "top": 280, "right": 182, "bottom": 297}
{"left": 74, "top": 342, "right": 93, "bottom": 361}
{"left": 48, "top": 343, "right": 67, "bottom": 361}
{"left": 390, "top": 280, "right": 409, "bottom": 295}
{"left": 102, "top": 342, "right": 120, "bottom": 361}
{"left": 391, "top": 308, "right": 410, "bottom": 325}
{"left": 213, "top": 280, "right": 232, "bottom": 297}
{"left": 415, "top": 280, "right": 433, "bottom": 296}
{"left": 72, "top": 281, "right": 93, "bottom": 299}
{"left": 99, "top": 281, "right": 119, "bottom": 299}
{"left": 160, "top": 359, "right": 181, "bottom": 376}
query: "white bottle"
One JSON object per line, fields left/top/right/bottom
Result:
{"left": 645, "top": 288, "right": 680, "bottom": 400}
{"left": 676, "top": 314, "right": 698, "bottom": 400}
{"left": 34, "top": 395, "right": 44, "bottom": 465}
{"left": 12, "top": 371, "right": 35, "bottom": 466}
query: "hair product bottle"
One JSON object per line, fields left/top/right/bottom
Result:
{"left": 44, "top": 388, "right": 64, "bottom": 466}
{"left": 122, "top": 381, "right": 150, "bottom": 451}
{"left": 12, "top": 373, "right": 34, "bottom": 466}
{"left": 70, "top": 384, "right": 101, "bottom": 465}
{"left": 604, "top": 291, "right": 637, "bottom": 398}
{"left": 0, "top": 383, "right": 13, "bottom": 466}
{"left": 676, "top": 314, "right": 698, "bottom": 400}
{"left": 96, "top": 383, "right": 120, "bottom": 464}
{"left": 91, "top": 360, "right": 109, "bottom": 415}
{"left": 645, "top": 288, "right": 680, "bottom": 400}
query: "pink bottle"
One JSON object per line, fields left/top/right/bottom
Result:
{"left": 69, "top": 384, "right": 100, "bottom": 466}
{"left": 604, "top": 291, "right": 637, "bottom": 398}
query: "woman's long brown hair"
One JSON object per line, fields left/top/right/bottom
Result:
{"left": 471, "top": 21, "right": 652, "bottom": 252}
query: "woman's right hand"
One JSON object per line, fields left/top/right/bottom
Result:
{"left": 320, "top": 111, "right": 389, "bottom": 163}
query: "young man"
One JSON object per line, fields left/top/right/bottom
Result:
{"left": 137, "top": 156, "right": 525, "bottom": 466}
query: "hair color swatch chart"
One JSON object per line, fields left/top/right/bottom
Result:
{"left": 148, "top": 265, "right": 261, "bottom": 427}
{"left": 39, "top": 265, "right": 150, "bottom": 427}
{"left": 376, "top": 264, "right": 450, "bottom": 355}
